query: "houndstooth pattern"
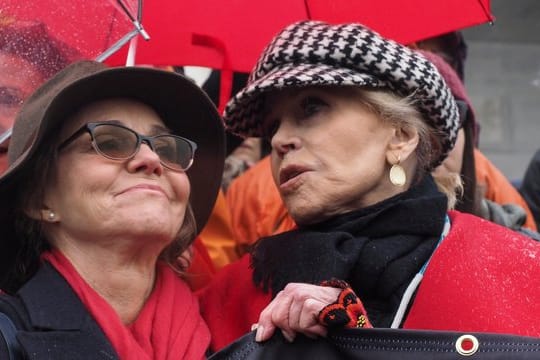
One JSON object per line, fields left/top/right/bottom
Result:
{"left": 224, "top": 21, "right": 459, "bottom": 168}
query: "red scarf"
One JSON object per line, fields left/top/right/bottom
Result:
{"left": 42, "top": 250, "right": 210, "bottom": 360}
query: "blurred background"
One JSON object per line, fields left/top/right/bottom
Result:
{"left": 461, "top": 0, "right": 539, "bottom": 183}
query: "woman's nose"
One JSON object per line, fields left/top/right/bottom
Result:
{"left": 270, "top": 120, "right": 301, "bottom": 158}
{"left": 127, "top": 142, "right": 163, "bottom": 175}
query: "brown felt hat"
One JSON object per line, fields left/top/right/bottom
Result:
{"left": 0, "top": 60, "right": 225, "bottom": 247}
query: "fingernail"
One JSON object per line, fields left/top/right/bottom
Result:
{"left": 255, "top": 325, "right": 264, "bottom": 342}
{"left": 282, "top": 330, "right": 295, "bottom": 343}
{"left": 251, "top": 323, "right": 259, "bottom": 331}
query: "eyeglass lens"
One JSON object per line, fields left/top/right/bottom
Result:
{"left": 92, "top": 124, "right": 195, "bottom": 171}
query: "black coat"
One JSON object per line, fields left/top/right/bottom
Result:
{"left": 0, "top": 263, "right": 119, "bottom": 359}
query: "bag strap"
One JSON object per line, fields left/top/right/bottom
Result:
{"left": 0, "top": 312, "right": 21, "bottom": 360}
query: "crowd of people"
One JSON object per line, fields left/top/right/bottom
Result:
{"left": 1, "top": 12, "right": 540, "bottom": 360}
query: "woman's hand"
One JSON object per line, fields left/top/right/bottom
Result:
{"left": 254, "top": 283, "right": 341, "bottom": 342}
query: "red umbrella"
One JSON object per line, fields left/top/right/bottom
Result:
{"left": 0, "top": 0, "right": 141, "bottom": 62}
{"left": 0, "top": 0, "right": 145, "bottom": 152}
{"left": 107, "top": 0, "right": 493, "bottom": 73}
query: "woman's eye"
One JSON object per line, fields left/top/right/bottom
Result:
{"left": 300, "top": 96, "right": 327, "bottom": 117}
{"left": 96, "top": 136, "right": 131, "bottom": 154}
{"left": 99, "top": 138, "right": 121, "bottom": 150}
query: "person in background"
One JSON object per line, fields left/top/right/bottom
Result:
{"left": 0, "top": 17, "right": 80, "bottom": 172}
{"left": 423, "top": 49, "right": 538, "bottom": 236}
{"left": 199, "top": 21, "right": 540, "bottom": 352}
{"left": 413, "top": 32, "right": 537, "bottom": 231}
{"left": 181, "top": 70, "right": 267, "bottom": 275}
{"left": 415, "top": 31, "right": 468, "bottom": 82}
{"left": 221, "top": 137, "right": 266, "bottom": 192}
{"left": 225, "top": 156, "right": 292, "bottom": 253}
{"left": 520, "top": 149, "right": 540, "bottom": 229}
{"left": 0, "top": 60, "right": 224, "bottom": 359}
{"left": 201, "top": 70, "right": 270, "bottom": 192}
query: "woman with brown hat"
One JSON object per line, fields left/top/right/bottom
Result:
{"left": 199, "top": 21, "right": 540, "bottom": 353}
{"left": 0, "top": 60, "right": 224, "bottom": 359}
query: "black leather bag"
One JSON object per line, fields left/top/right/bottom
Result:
{"left": 210, "top": 328, "right": 540, "bottom": 359}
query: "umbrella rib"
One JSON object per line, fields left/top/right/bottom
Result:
{"left": 116, "top": 0, "right": 136, "bottom": 22}
{"left": 477, "top": 0, "right": 495, "bottom": 24}
{"left": 95, "top": 29, "right": 139, "bottom": 62}
{"left": 303, "top": 0, "right": 312, "bottom": 19}
{"left": 115, "top": 0, "right": 150, "bottom": 40}
{"left": 137, "top": 0, "right": 144, "bottom": 22}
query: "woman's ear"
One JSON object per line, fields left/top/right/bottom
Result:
{"left": 386, "top": 126, "right": 419, "bottom": 164}
{"left": 24, "top": 207, "right": 42, "bottom": 221}
{"left": 24, "top": 207, "right": 60, "bottom": 223}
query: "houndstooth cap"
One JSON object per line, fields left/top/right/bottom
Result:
{"left": 223, "top": 20, "right": 460, "bottom": 169}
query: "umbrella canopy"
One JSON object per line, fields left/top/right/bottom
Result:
{"left": 107, "top": 0, "right": 493, "bottom": 73}
{"left": 0, "top": 0, "right": 138, "bottom": 62}
{"left": 0, "top": 0, "right": 142, "bottom": 153}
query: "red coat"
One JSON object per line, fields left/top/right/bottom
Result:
{"left": 199, "top": 211, "right": 540, "bottom": 351}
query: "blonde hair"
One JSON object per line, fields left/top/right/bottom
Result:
{"left": 354, "top": 87, "right": 462, "bottom": 209}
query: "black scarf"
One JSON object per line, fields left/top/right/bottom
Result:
{"left": 251, "top": 175, "right": 448, "bottom": 327}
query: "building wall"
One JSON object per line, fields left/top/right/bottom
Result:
{"left": 463, "top": 0, "right": 540, "bottom": 182}
{"left": 465, "top": 41, "right": 540, "bottom": 181}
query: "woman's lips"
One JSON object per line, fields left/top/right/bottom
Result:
{"left": 279, "top": 165, "right": 310, "bottom": 190}
{"left": 118, "top": 184, "right": 167, "bottom": 197}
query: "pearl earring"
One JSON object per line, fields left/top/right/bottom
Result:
{"left": 47, "top": 210, "right": 56, "bottom": 221}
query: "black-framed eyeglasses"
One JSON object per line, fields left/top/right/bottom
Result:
{"left": 58, "top": 122, "right": 197, "bottom": 171}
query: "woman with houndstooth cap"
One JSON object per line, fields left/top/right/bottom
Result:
{"left": 200, "top": 21, "right": 540, "bottom": 354}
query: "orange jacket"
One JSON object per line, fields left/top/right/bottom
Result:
{"left": 197, "top": 189, "right": 239, "bottom": 268}
{"left": 226, "top": 156, "right": 295, "bottom": 250}
{"left": 474, "top": 149, "right": 537, "bottom": 231}
{"left": 186, "top": 189, "right": 238, "bottom": 290}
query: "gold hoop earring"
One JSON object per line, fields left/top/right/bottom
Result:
{"left": 389, "top": 155, "right": 406, "bottom": 187}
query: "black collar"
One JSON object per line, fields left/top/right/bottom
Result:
{"left": 15, "top": 263, "right": 118, "bottom": 359}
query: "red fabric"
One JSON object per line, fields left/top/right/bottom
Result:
{"left": 404, "top": 210, "right": 540, "bottom": 335}
{"left": 200, "top": 211, "right": 540, "bottom": 352}
{"left": 1, "top": 0, "right": 129, "bottom": 62}
{"left": 191, "top": 34, "right": 233, "bottom": 114}
{"left": 198, "top": 255, "right": 272, "bottom": 351}
{"left": 106, "top": 0, "right": 492, "bottom": 73}
{"left": 42, "top": 250, "right": 210, "bottom": 360}
{"left": 185, "top": 236, "right": 217, "bottom": 291}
